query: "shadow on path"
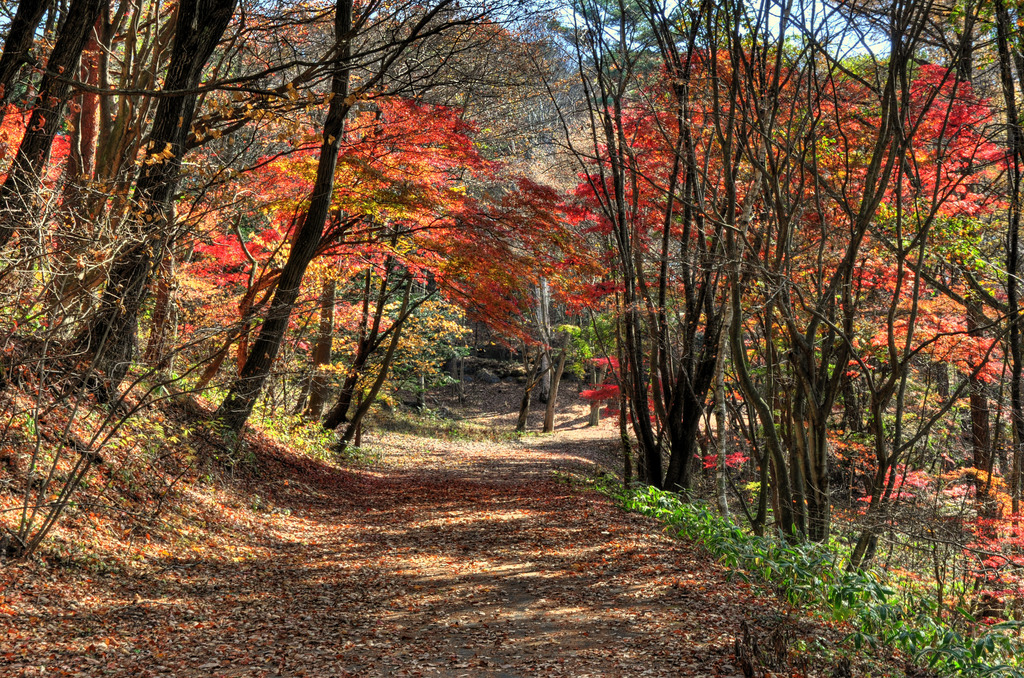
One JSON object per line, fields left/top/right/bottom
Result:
{"left": 3, "top": 425, "right": 840, "bottom": 677}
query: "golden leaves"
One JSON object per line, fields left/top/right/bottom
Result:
{"left": 144, "top": 142, "right": 175, "bottom": 165}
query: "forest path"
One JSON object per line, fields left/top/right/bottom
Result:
{"left": 4, "top": 422, "right": 821, "bottom": 677}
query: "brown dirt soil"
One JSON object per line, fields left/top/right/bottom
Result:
{"left": 1, "top": 388, "right": 895, "bottom": 677}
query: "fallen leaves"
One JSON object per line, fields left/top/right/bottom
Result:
{"left": 1, "top": 420, "right": 902, "bottom": 677}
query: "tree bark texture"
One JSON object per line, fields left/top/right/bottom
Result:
{"left": 994, "top": 0, "right": 1024, "bottom": 516}
{"left": 542, "top": 335, "right": 568, "bottom": 433}
{"left": 82, "top": 0, "right": 237, "bottom": 390}
{"left": 0, "top": 0, "right": 52, "bottom": 105}
{"left": 0, "top": 0, "right": 104, "bottom": 249}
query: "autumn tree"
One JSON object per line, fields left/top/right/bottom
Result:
{"left": 215, "top": 0, "right": 546, "bottom": 433}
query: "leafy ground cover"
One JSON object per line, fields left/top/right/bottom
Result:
{"left": 626, "top": 487, "right": 1024, "bottom": 676}
{"left": 2, "top": 395, "right": 903, "bottom": 677}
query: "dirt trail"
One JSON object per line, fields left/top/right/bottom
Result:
{"left": 3, "top": 422, "right": 828, "bottom": 677}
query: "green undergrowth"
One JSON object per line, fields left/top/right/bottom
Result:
{"left": 253, "top": 413, "right": 336, "bottom": 462}
{"left": 623, "top": 486, "right": 1024, "bottom": 677}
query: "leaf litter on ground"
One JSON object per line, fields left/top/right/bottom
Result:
{"left": 1, "top": 400, "right": 905, "bottom": 677}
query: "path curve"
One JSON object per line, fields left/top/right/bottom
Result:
{"left": 4, "top": 425, "right": 821, "bottom": 677}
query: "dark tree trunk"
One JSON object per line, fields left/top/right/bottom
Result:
{"left": 43, "top": 15, "right": 102, "bottom": 317}
{"left": 783, "top": 370, "right": 832, "bottom": 542}
{"left": 932, "top": 362, "right": 950, "bottom": 399}
{"left": 217, "top": 0, "right": 352, "bottom": 432}
{"left": 515, "top": 352, "right": 542, "bottom": 432}
{"left": 662, "top": 390, "right": 705, "bottom": 494}
{"left": 0, "top": 0, "right": 104, "bottom": 248}
{"left": 842, "top": 372, "right": 863, "bottom": 432}
{"left": 617, "top": 290, "right": 660, "bottom": 488}
{"left": 81, "top": 0, "right": 237, "bottom": 391}
{"left": 619, "top": 398, "right": 632, "bottom": 486}
{"left": 61, "top": 15, "right": 102, "bottom": 222}
{"left": 322, "top": 267, "right": 392, "bottom": 431}
{"left": 728, "top": 271, "right": 798, "bottom": 538}
{"left": 955, "top": 1, "right": 975, "bottom": 83}
{"left": 143, "top": 252, "right": 176, "bottom": 370}
{"left": 323, "top": 367, "right": 362, "bottom": 430}
{"left": 0, "top": 0, "right": 52, "bottom": 105}
{"left": 799, "top": 411, "right": 831, "bottom": 542}
{"left": 663, "top": 357, "right": 717, "bottom": 493}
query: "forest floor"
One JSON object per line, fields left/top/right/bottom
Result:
{"left": 1, "top": 384, "right": 903, "bottom": 677}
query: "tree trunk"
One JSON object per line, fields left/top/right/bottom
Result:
{"left": 515, "top": 351, "right": 542, "bottom": 432}
{"left": 753, "top": 441, "right": 769, "bottom": 536}
{"left": 535, "top": 280, "right": 552, "bottom": 403}
{"left": 0, "top": 0, "right": 104, "bottom": 249}
{"left": 841, "top": 372, "right": 862, "bottom": 432}
{"left": 194, "top": 321, "right": 249, "bottom": 393}
{"left": 795, "top": 409, "right": 831, "bottom": 542}
{"left": 662, "top": 384, "right": 710, "bottom": 494}
{"left": 322, "top": 268, "right": 390, "bottom": 431}
{"left": 849, "top": 394, "right": 893, "bottom": 570}
{"left": 955, "top": 1, "right": 975, "bottom": 83}
{"left": 619, "top": 400, "right": 632, "bottom": 487}
{"left": 81, "top": 0, "right": 237, "bottom": 392}
{"left": 322, "top": 362, "right": 362, "bottom": 430}
{"left": 217, "top": 0, "right": 352, "bottom": 432}
{"left": 587, "top": 364, "right": 606, "bottom": 427}
{"left": 416, "top": 374, "right": 426, "bottom": 409}
{"left": 334, "top": 284, "right": 411, "bottom": 452}
{"left": 715, "top": 295, "right": 732, "bottom": 518}
{"left": 967, "top": 301, "right": 994, "bottom": 514}
{"left": 0, "top": 0, "right": 52, "bottom": 105}
{"left": 616, "top": 288, "right": 660, "bottom": 488}
{"left": 542, "top": 337, "right": 568, "bottom": 433}
{"left": 728, "top": 256, "right": 797, "bottom": 537}
{"left": 86, "top": 5, "right": 174, "bottom": 226}
{"left": 62, "top": 15, "right": 102, "bottom": 219}
{"left": 456, "top": 355, "right": 465, "bottom": 405}
{"left": 932, "top": 362, "right": 950, "bottom": 399}
{"left": 994, "top": 0, "right": 1024, "bottom": 516}
{"left": 143, "top": 252, "right": 176, "bottom": 371}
